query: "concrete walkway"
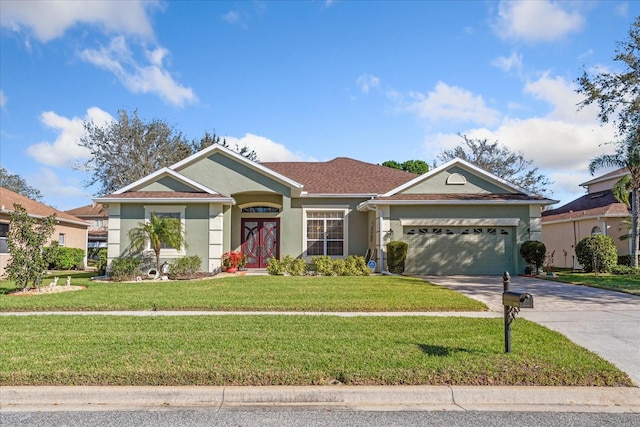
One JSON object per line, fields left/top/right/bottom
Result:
{"left": 422, "top": 275, "right": 640, "bottom": 386}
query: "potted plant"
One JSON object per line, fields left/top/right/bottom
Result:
{"left": 222, "top": 251, "right": 242, "bottom": 273}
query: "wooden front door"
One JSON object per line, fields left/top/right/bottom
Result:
{"left": 241, "top": 218, "right": 280, "bottom": 268}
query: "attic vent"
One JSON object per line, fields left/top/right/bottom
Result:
{"left": 590, "top": 193, "right": 605, "bottom": 199}
{"left": 446, "top": 173, "right": 466, "bottom": 185}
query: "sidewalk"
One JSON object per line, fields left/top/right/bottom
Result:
{"left": 2, "top": 385, "right": 639, "bottom": 413}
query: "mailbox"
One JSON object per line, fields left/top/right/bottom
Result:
{"left": 502, "top": 291, "right": 534, "bottom": 309}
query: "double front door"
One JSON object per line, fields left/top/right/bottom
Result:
{"left": 241, "top": 218, "right": 279, "bottom": 268}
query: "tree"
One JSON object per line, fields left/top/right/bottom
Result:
{"left": 5, "top": 204, "right": 56, "bottom": 290}
{"left": 589, "top": 133, "right": 640, "bottom": 267}
{"left": 382, "top": 160, "right": 429, "bottom": 174}
{"left": 77, "top": 109, "right": 193, "bottom": 196}
{"left": 77, "top": 110, "right": 261, "bottom": 196}
{"left": 193, "top": 131, "right": 259, "bottom": 162}
{"left": 577, "top": 17, "right": 640, "bottom": 267}
{"left": 520, "top": 240, "right": 546, "bottom": 274}
{"left": 0, "top": 167, "right": 42, "bottom": 201}
{"left": 127, "top": 213, "right": 187, "bottom": 271}
{"left": 576, "top": 16, "right": 640, "bottom": 140}
{"left": 437, "top": 133, "right": 552, "bottom": 196}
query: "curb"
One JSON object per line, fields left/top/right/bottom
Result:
{"left": 1, "top": 386, "right": 639, "bottom": 413}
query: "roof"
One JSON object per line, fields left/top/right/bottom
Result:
{"left": 65, "top": 203, "right": 108, "bottom": 218}
{"left": 0, "top": 187, "right": 88, "bottom": 226}
{"left": 580, "top": 167, "right": 628, "bottom": 188}
{"left": 262, "top": 157, "right": 418, "bottom": 194}
{"left": 542, "top": 189, "right": 630, "bottom": 222}
{"left": 95, "top": 191, "right": 235, "bottom": 204}
{"left": 375, "top": 193, "right": 549, "bottom": 202}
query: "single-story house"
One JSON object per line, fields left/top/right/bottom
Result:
{"left": 542, "top": 168, "right": 630, "bottom": 269}
{"left": 0, "top": 187, "right": 89, "bottom": 276}
{"left": 94, "top": 145, "right": 556, "bottom": 275}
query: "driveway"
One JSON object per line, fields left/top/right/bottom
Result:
{"left": 422, "top": 275, "right": 640, "bottom": 386}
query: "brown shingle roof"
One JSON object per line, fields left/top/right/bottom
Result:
{"left": 0, "top": 187, "right": 88, "bottom": 225}
{"left": 375, "top": 193, "right": 546, "bottom": 202}
{"left": 542, "top": 190, "right": 630, "bottom": 222}
{"left": 262, "top": 157, "right": 417, "bottom": 194}
{"left": 65, "top": 203, "right": 108, "bottom": 218}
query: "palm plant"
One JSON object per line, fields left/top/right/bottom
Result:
{"left": 589, "top": 132, "right": 640, "bottom": 267}
{"left": 128, "top": 213, "right": 187, "bottom": 271}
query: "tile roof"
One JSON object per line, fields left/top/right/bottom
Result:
{"left": 542, "top": 189, "right": 630, "bottom": 222}
{"left": 0, "top": 187, "right": 88, "bottom": 225}
{"left": 262, "top": 157, "right": 418, "bottom": 194}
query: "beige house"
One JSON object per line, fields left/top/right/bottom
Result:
{"left": 65, "top": 203, "right": 109, "bottom": 252}
{"left": 542, "top": 168, "right": 630, "bottom": 269}
{"left": 0, "top": 187, "right": 89, "bottom": 276}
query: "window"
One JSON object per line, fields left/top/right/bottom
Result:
{"left": 0, "top": 223, "right": 8, "bottom": 253}
{"left": 58, "top": 233, "right": 66, "bottom": 247}
{"left": 144, "top": 206, "right": 186, "bottom": 256}
{"left": 93, "top": 219, "right": 104, "bottom": 228}
{"left": 305, "top": 210, "right": 346, "bottom": 257}
{"left": 241, "top": 206, "right": 280, "bottom": 213}
{"left": 591, "top": 226, "right": 602, "bottom": 235}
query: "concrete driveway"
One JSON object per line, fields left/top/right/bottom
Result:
{"left": 422, "top": 275, "right": 640, "bottom": 386}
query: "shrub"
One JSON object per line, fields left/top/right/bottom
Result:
{"left": 96, "top": 249, "right": 108, "bottom": 275}
{"left": 311, "top": 256, "right": 334, "bottom": 276}
{"left": 168, "top": 255, "right": 202, "bottom": 279}
{"left": 575, "top": 235, "right": 618, "bottom": 273}
{"left": 332, "top": 259, "right": 347, "bottom": 276}
{"left": 617, "top": 255, "right": 631, "bottom": 266}
{"left": 44, "top": 244, "right": 85, "bottom": 270}
{"left": 109, "top": 256, "right": 141, "bottom": 282}
{"left": 345, "top": 255, "right": 370, "bottom": 276}
{"left": 286, "top": 257, "right": 307, "bottom": 276}
{"left": 387, "top": 241, "right": 408, "bottom": 274}
{"left": 266, "top": 257, "right": 286, "bottom": 275}
{"left": 611, "top": 265, "right": 640, "bottom": 275}
{"left": 520, "top": 241, "right": 546, "bottom": 273}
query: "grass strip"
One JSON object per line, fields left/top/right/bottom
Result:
{"left": 0, "top": 275, "right": 486, "bottom": 312}
{"left": 0, "top": 315, "right": 631, "bottom": 387}
{"left": 549, "top": 272, "right": 640, "bottom": 296}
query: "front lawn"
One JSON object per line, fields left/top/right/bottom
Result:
{"left": 0, "top": 315, "right": 631, "bottom": 387}
{"left": 549, "top": 271, "right": 640, "bottom": 296}
{"left": 0, "top": 275, "right": 487, "bottom": 312}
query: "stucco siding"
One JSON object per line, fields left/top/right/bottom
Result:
{"left": 139, "top": 176, "right": 199, "bottom": 192}
{"left": 179, "top": 152, "right": 292, "bottom": 196}
{"left": 402, "top": 167, "right": 511, "bottom": 195}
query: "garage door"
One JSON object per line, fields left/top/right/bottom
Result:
{"left": 401, "top": 226, "right": 514, "bottom": 275}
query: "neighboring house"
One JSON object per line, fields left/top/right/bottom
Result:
{"left": 65, "top": 203, "right": 109, "bottom": 252}
{"left": 0, "top": 187, "right": 89, "bottom": 276}
{"left": 542, "top": 168, "right": 630, "bottom": 269}
{"left": 94, "top": 145, "right": 555, "bottom": 276}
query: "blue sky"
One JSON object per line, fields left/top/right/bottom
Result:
{"left": 0, "top": 0, "right": 636, "bottom": 211}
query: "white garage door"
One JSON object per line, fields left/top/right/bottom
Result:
{"left": 402, "top": 226, "right": 514, "bottom": 275}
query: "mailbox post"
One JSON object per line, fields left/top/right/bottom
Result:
{"left": 502, "top": 271, "right": 533, "bottom": 353}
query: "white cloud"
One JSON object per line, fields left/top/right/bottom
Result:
{"left": 492, "top": 52, "right": 523, "bottom": 74}
{"left": 27, "top": 107, "right": 113, "bottom": 168}
{"left": 0, "top": 0, "right": 158, "bottom": 42}
{"left": 494, "top": 0, "right": 584, "bottom": 42}
{"left": 423, "top": 74, "right": 617, "bottom": 205}
{"left": 0, "top": 89, "right": 6, "bottom": 107}
{"left": 223, "top": 133, "right": 314, "bottom": 162}
{"left": 405, "top": 82, "right": 501, "bottom": 126}
{"left": 356, "top": 73, "right": 380, "bottom": 93}
{"left": 81, "top": 36, "right": 197, "bottom": 107}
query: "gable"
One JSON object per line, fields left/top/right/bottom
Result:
{"left": 400, "top": 165, "right": 514, "bottom": 195}
{"left": 138, "top": 175, "right": 205, "bottom": 193}
{"left": 177, "top": 152, "right": 295, "bottom": 196}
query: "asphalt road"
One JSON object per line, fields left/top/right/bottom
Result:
{"left": 2, "top": 408, "right": 639, "bottom": 427}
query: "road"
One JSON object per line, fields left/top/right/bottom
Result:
{"left": 2, "top": 408, "right": 639, "bottom": 427}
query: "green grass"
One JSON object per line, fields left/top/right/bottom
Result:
{"left": 0, "top": 315, "right": 631, "bottom": 387}
{"left": 548, "top": 271, "right": 640, "bottom": 295}
{"left": 0, "top": 275, "right": 487, "bottom": 312}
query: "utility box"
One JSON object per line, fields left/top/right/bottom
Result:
{"left": 502, "top": 291, "right": 534, "bottom": 309}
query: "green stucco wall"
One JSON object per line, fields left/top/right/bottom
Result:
{"left": 402, "top": 166, "right": 511, "bottom": 195}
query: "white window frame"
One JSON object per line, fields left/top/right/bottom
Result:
{"left": 143, "top": 205, "right": 186, "bottom": 257}
{"left": 58, "top": 233, "right": 66, "bottom": 247}
{"left": 302, "top": 207, "right": 349, "bottom": 259}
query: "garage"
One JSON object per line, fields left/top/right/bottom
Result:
{"left": 401, "top": 223, "right": 515, "bottom": 275}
